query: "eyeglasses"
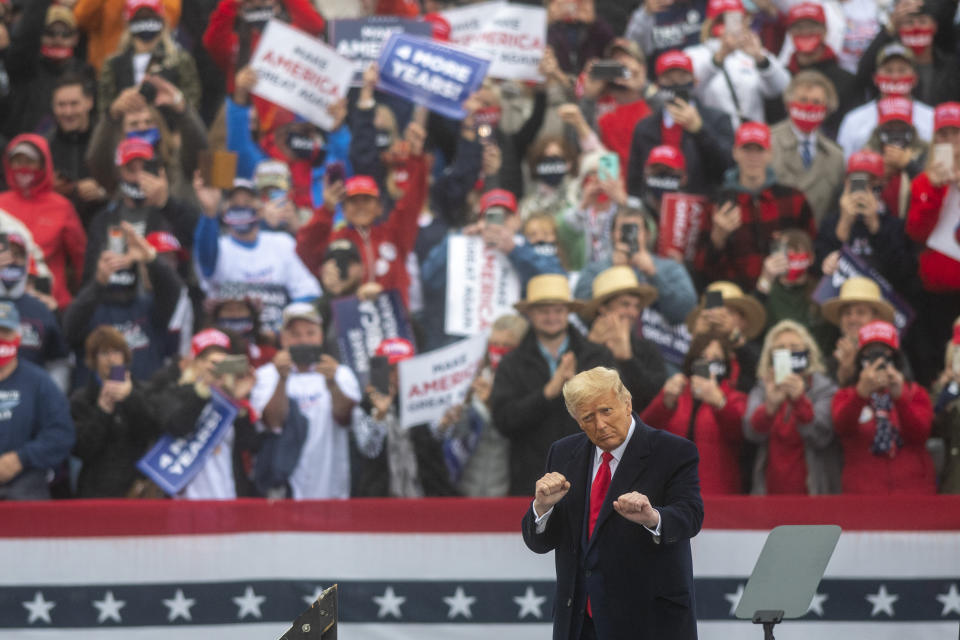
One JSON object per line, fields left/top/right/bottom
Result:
{"left": 44, "top": 28, "right": 77, "bottom": 39}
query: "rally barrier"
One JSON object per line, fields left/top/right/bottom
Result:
{"left": 2, "top": 496, "right": 958, "bottom": 639}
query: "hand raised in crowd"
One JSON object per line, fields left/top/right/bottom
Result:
{"left": 889, "top": 0, "right": 922, "bottom": 33}
{"left": 145, "top": 75, "right": 186, "bottom": 113}
{"left": 598, "top": 176, "right": 628, "bottom": 207}
{"left": 94, "top": 250, "right": 131, "bottom": 286}
{"left": 438, "top": 404, "right": 464, "bottom": 433}
{"left": 713, "top": 27, "right": 740, "bottom": 64}
{"left": 533, "top": 471, "right": 570, "bottom": 516}
{"left": 665, "top": 98, "right": 702, "bottom": 133}
{"left": 544, "top": 352, "right": 577, "bottom": 399}
{"left": 604, "top": 314, "right": 634, "bottom": 360}
{"left": 76, "top": 178, "right": 107, "bottom": 202}
{"left": 224, "top": 368, "right": 257, "bottom": 401}
{"left": 821, "top": 250, "right": 841, "bottom": 276}
{"left": 109, "top": 87, "right": 148, "bottom": 120}
{"left": 710, "top": 201, "right": 742, "bottom": 248}
{"left": 834, "top": 335, "right": 858, "bottom": 383}
{"left": 882, "top": 144, "right": 913, "bottom": 172}
{"left": 367, "top": 383, "right": 397, "bottom": 421}
{"left": 482, "top": 142, "right": 502, "bottom": 177}
{"left": 739, "top": 30, "right": 768, "bottom": 64}
{"left": 316, "top": 354, "right": 340, "bottom": 383}
{"left": 0, "top": 451, "right": 23, "bottom": 484}
{"left": 471, "top": 372, "right": 493, "bottom": 405}
{"left": 580, "top": 59, "right": 606, "bottom": 100}
{"left": 613, "top": 491, "right": 660, "bottom": 528}
{"left": 98, "top": 371, "right": 133, "bottom": 414}
{"left": 856, "top": 357, "right": 892, "bottom": 398}
{"left": 780, "top": 373, "right": 806, "bottom": 401}
{"left": 121, "top": 222, "right": 157, "bottom": 264}
{"left": 233, "top": 67, "right": 258, "bottom": 105}
{"left": 139, "top": 169, "right": 169, "bottom": 208}
{"left": 322, "top": 172, "right": 346, "bottom": 212}
{"left": 557, "top": 103, "right": 590, "bottom": 137}
{"left": 193, "top": 170, "right": 223, "bottom": 218}
{"left": 763, "top": 374, "right": 787, "bottom": 414}
{"left": 273, "top": 349, "right": 292, "bottom": 380}
{"left": 887, "top": 365, "right": 905, "bottom": 399}
{"left": 690, "top": 370, "right": 725, "bottom": 408}
{"left": 662, "top": 373, "right": 687, "bottom": 409}
{"left": 538, "top": 46, "right": 567, "bottom": 87}
{"left": 327, "top": 98, "right": 348, "bottom": 131}
{"left": 611, "top": 239, "right": 657, "bottom": 275}
{"left": 261, "top": 193, "right": 298, "bottom": 229}
{"left": 357, "top": 282, "right": 384, "bottom": 301}
{"left": 482, "top": 221, "right": 516, "bottom": 254}
{"left": 928, "top": 160, "right": 960, "bottom": 188}
{"left": 760, "top": 250, "right": 788, "bottom": 283}
{"left": 404, "top": 120, "right": 427, "bottom": 156}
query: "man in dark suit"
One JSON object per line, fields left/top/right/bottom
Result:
{"left": 522, "top": 366, "right": 703, "bottom": 640}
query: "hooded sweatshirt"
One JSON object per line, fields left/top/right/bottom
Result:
{"left": 0, "top": 134, "right": 87, "bottom": 307}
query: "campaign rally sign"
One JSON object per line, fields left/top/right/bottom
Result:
{"left": 442, "top": 1, "right": 547, "bottom": 82}
{"left": 332, "top": 290, "right": 415, "bottom": 386}
{"left": 398, "top": 334, "right": 487, "bottom": 429}
{"left": 812, "top": 247, "right": 916, "bottom": 331}
{"left": 640, "top": 307, "right": 691, "bottom": 367}
{"left": 445, "top": 235, "right": 521, "bottom": 337}
{"left": 209, "top": 281, "right": 289, "bottom": 334}
{"left": 136, "top": 389, "right": 238, "bottom": 496}
{"left": 658, "top": 193, "right": 709, "bottom": 261}
{"left": 249, "top": 20, "right": 353, "bottom": 130}
{"left": 376, "top": 33, "right": 490, "bottom": 120}
{"left": 329, "top": 16, "right": 433, "bottom": 87}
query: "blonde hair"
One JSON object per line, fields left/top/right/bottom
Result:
{"left": 563, "top": 367, "right": 631, "bottom": 419}
{"left": 491, "top": 314, "right": 529, "bottom": 341}
{"left": 756, "top": 320, "right": 825, "bottom": 380}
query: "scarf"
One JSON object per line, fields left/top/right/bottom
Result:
{"left": 869, "top": 391, "right": 903, "bottom": 457}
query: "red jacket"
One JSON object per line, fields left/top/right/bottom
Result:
{"left": 641, "top": 382, "right": 746, "bottom": 494}
{"left": 831, "top": 383, "right": 936, "bottom": 494}
{"left": 295, "top": 155, "right": 427, "bottom": 308}
{"left": 598, "top": 100, "right": 651, "bottom": 172}
{"left": 749, "top": 395, "right": 816, "bottom": 494}
{"left": 0, "top": 134, "right": 86, "bottom": 308}
{"left": 906, "top": 172, "right": 960, "bottom": 292}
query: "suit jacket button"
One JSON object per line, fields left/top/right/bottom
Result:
{"left": 566, "top": 598, "right": 572, "bottom": 607}
{"left": 585, "top": 570, "right": 592, "bottom": 577}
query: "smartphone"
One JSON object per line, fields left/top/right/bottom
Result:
{"left": 484, "top": 206, "right": 506, "bottom": 226}
{"left": 597, "top": 152, "right": 620, "bottom": 183}
{"left": 620, "top": 222, "right": 639, "bottom": 255}
{"left": 138, "top": 81, "right": 157, "bottom": 105}
{"left": 724, "top": 11, "right": 743, "bottom": 36}
{"left": 289, "top": 344, "right": 324, "bottom": 367}
{"left": 934, "top": 143, "right": 955, "bottom": 172}
{"left": 773, "top": 349, "right": 792, "bottom": 384}
{"left": 326, "top": 161, "right": 345, "bottom": 185}
{"left": 589, "top": 60, "right": 628, "bottom": 81}
{"left": 704, "top": 289, "right": 724, "bottom": 309}
{"left": 108, "top": 365, "right": 127, "bottom": 382}
{"left": 369, "top": 355, "right": 391, "bottom": 395}
{"left": 31, "top": 276, "right": 51, "bottom": 295}
{"left": 107, "top": 225, "right": 127, "bottom": 255}
{"left": 849, "top": 176, "right": 869, "bottom": 193}
{"left": 213, "top": 354, "right": 249, "bottom": 377}
{"left": 692, "top": 360, "right": 711, "bottom": 380}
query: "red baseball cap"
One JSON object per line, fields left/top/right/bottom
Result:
{"left": 847, "top": 150, "right": 885, "bottom": 177}
{"left": 479, "top": 189, "right": 517, "bottom": 214}
{"left": 877, "top": 96, "right": 913, "bottom": 126}
{"left": 707, "top": 0, "right": 744, "bottom": 20}
{"left": 125, "top": 0, "right": 164, "bottom": 21}
{"left": 934, "top": 102, "right": 960, "bottom": 131}
{"left": 423, "top": 13, "right": 451, "bottom": 42}
{"left": 145, "top": 231, "right": 187, "bottom": 260}
{"left": 734, "top": 122, "right": 771, "bottom": 149}
{"left": 114, "top": 138, "right": 155, "bottom": 166}
{"left": 787, "top": 2, "right": 826, "bottom": 27}
{"left": 655, "top": 50, "right": 693, "bottom": 77}
{"left": 191, "top": 328, "right": 231, "bottom": 358}
{"left": 344, "top": 176, "right": 380, "bottom": 199}
{"left": 858, "top": 320, "right": 899, "bottom": 351}
{"left": 375, "top": 337, "right": 415, "bottom": 365}
{"left": 645, "top": 145, "right": 686, "bottom": 171}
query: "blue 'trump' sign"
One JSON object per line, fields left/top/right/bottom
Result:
{"left": 376, "top": 33, "right": 490, "bottom": 119}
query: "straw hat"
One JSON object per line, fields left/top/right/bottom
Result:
{"left": 685, "top": 281, "right": 767, "bottom": 339}
{"left": 514, "top": 274, "right": 584, "bottom": 314}
{"left": 820, "top": 277, "right": 895, "bottom": 327}
{"left": 582, "top": 266, "right": 658, "bottom": 321}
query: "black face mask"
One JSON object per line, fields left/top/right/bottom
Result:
{"left": 879, "top": 129, "right": 914, "bottom": 148}
{"left": 129, "top": 17, "right": 164, "bottom": 42}
{"left": 286, "top": 132, "right": 325, "bottom": 165}
{"left": 658, "top": 83, "right": 694, "bottom": 104}
{"left": 531, "top": 242, "right": 558, "bottom": 258}
{"left": 535, "top": 156, "right": 568, "bottom": 187}
{"left": 107, "top": 266, "right": 138, "bottom": 292}
{"left": 644, "top": 173, "right": 681, "bottom": 203}
{"left": 790, "top": 349, "right": 810, "bottom": 374}
{"left": 119, "top": 180, "right": 146, "bottom": 205}
{"left": 374, "top": 129, "right": 393, "bottom": 152}
{"left": 217, "top": 317, "right": 255, "bottom": 338}
{"left": 243, "top": 7, "right": 274, "bottom": 29}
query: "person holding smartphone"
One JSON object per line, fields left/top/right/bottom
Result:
{"left": 932, "top": 318, "right": 960, "bottom": 493}
{"left": 250, "top": 303, "right": 360, "bottom": 500}
{"left": 831, "top": 320, "right": 935, "bottom": 494}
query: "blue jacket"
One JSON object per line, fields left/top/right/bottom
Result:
{"left": 0, "top": 360, "right": 75, "bottom": 472}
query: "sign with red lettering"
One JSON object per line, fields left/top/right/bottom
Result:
{"left": 657, "top": 192, "right": 709, "bottom": 261}
{"left": 398, "top": 335, "right": 487, "bottom": 429}
{"left": 249, "top": 20, "right": 354, "bottom": 130}
{"left": 445, "top": 235, "right": 521, "bottom": 337}
{"left": 442, "top": 1, "right": 547, "bottom": 82}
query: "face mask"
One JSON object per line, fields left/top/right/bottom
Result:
{"left": 879, "top": 129, "right": 914, "bottom": 148}
{"left": 0, "top": 264, "right": 25, "bottom": 290}
{"left": 129, "top": 17, "right": 164, "bottom": 42}
{"left": 107, "top": 266, "right": 138, "bottom": 289}
{"left": 243, "top": 7, "right": 274, "bottom": 28}
{"left": 788, "top": 102, "right": 827, "bottom": 133}
{"left": 0, "top": 335, "right": 19, "bottom": 367}
{"left": 785, "top": 251, "right": 811, "bottom": 282}
{"left": 645, "top": 174, "right": 681, "bottom": 192}
{"left": 217, "top": 317, "right": 255, "bottom": 337}
{"left": 40, "top": 45, "right": 73, "bottom": 60}
{"left": 487, "top": 344, "right": 511, "bottom": 371}
{"left": 898, "top": 25, "right": 935, "bottom": 55}
{"left": 127, "top": 128, "right": 160, "bottom": 148}
{"left": 286, "top": 132, "right": 325, "bottom": 164}
{"left": 10, "top": 168, "right": 42, "bottom": 192}
{"left": 535, "top": 156, "right": 568, "bottom": 187}
{"left": 223, "top": 206, "right": 259, "bottom": 235}
{"left": 474, "top": 106, "right": 501, "bottom": 128}
{"left": 707, "top": 359, "right": 728, "bottom": 381}
{"left": 119, "top": 180, "right": 146, "bottom": 204}
{"left": 792, "top": 33, "right": 824, "bottom": 54}
{"left": 790, "top": 349, "right": 810, "bottom": 374}
{"left": 874, "top": 73, "right": 915, "bottom": 97}
{"left": 658, "top": 83, "right": 694, "bottom": 104}
{"left": 531, "top": 242, "right": 558, "bottom": 258}
{"left": 374, "top": 129, "right": 393, "bottom": 151}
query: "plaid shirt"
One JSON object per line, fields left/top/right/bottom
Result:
{"left": 694, "top": 182, "right": 816, "bottom": 290}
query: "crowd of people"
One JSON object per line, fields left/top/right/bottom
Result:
{"left": 0, "top": 0, "right": 959, "bottom": 501}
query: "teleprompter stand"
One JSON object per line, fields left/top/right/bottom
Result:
{"left": 734, "top": 525, "right": 841, "bottom": 640}
{"left": 279, "top": 584, "right": 338, "bottom": 640}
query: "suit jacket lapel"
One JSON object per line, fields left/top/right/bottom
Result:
{"left": 586, "top": 418, "right": 652, "bottom": 552}
{"left": 565, "top": 436, "right": 592, "bottom": 550}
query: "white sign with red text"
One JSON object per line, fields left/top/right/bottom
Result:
{"left": 441, "top": 1, "right": 546, "bottom": 81}
{"left": 249, "top": 20, "right": 353, "bottom": 130}
{"left": 398, "top": 334, "right": 487, "bottom": 429}
{"left": 445, "top": 235, "right": 520, "bottom": 337}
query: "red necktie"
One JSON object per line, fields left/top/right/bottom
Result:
{"left": 587, "top": 451, "right": 613, "bottom": 618}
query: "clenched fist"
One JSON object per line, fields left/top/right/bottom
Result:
{"left": 613, "top": 491, "right": 660, "bottom": 529}
{"left": 533, "top": 472, "right": 571, "bottom": 516}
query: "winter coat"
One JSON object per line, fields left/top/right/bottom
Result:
{"left": 906, "top": 173, "right": 960, "bottom": 292}
{"left": 73, "top": 0, "right": 182, "bottom": 72}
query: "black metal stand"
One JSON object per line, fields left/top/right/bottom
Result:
{"left": 751, "top": 609, "right": 784, "bottom": 640}
{"left": 280, "top": 584, "right": 338, "bottom": 640}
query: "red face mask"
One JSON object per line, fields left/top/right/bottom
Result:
{"left": 487, "top": 344, "right": 511, "bottom": 371}
{"left": 474, "top": 106, "right": 502, "bottom": 128}
{"left": 898, "top": 25, "right": 935, "bottom": 56}
{"left": 788, "top": 102, "right": 827, "bottom": 133}
{"left": 10, "top": 167, "right": 42, "bottom": 193}
{"left": 0, "top": 336, "right": 20, "bottom": 367}
{"left": 785, "top": 251, "right": 812, "bottom": 282}
{"left": 792, "top": 33, "right": 824, "bottom": 54}
{"left": 41, "top": 45, "right": 73, "bottom": 60}
{"left": 874, "top": 73, "right": 915, "bottom": 97}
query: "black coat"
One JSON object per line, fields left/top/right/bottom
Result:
{"left": 490, "top": 326, "right": 616, "bottom": 495}
{"left": 615, "top": 334, "right": 668, "bottom": 414}
{"left": 522, "top": 420, "right": 703, "bottom": 640}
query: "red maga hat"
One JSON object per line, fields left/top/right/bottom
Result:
{"left": 125, "top": 0, "right": 164, "bottom": 21}
{"left": 787, "top": 2, "right": 826, "bottom": 26}
{"left": 734, "top": 122, "right": 771, "bottom": 149}
{"left": 479, "top": 189, "right": 517, "bottom": 214}
{"left": 858, "top": 320, "right": 899, "bottom": 351}
{"left": 191, "top": 328, "right": 231, "bottom": 358}
{"left": 877, "top": 96, "right": 913, "bottom": 126}
{"left": 935, "top": 102, "right": 960, "bottom": 131}
{"left": 847, "top": 150, "right": 885, "bottom": 177}
{"left": 645, "top": 145, "right": 686, "bottom": 171}
{"left": 655, "top": 50, "right": 693, "bottom": 76}
{"left": 114, "top": 138, "right": 155, "bottom": 166}
{"left": 344, "top": 176, "right": 380, "bottom": 199}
